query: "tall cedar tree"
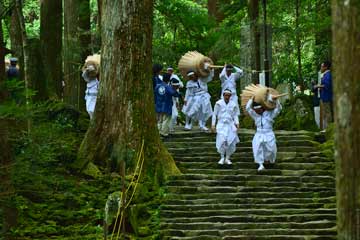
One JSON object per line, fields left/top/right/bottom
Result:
{"left": 74, "top": 0, "right": 180, "bottom": 181}
{"left": 332, "top": 0, "right": 360, "bottom": 239}
{"left": 40, "top": 0, "right": 63, "bottom": 99}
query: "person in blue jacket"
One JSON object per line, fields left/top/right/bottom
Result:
{"left": 317, "top": 60, "right": 333, "bottom": 129}
{"left": 155, "top": 73, "right": 181, "bottom": 137}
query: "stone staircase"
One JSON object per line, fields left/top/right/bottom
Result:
{"left": 160, "top": 129, "right": 336, "bottom": 240}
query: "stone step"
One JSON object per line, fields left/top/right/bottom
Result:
{"left": 160, "top": 214, "right": 336, "bottom": 224}
{"left": 160, "top": 208, "right": 336, "bottom": 218}
{"left": 161, "top": 234, "right": 336, "bottom": 240}
{"left": 164, "top": 134, "right": 314, "bottom": 142}
{"left": 175, "top": 155, "right": 333, "bottom": 163}
{"left": 165, "top": 186, "right": 335, "bottom": 195}
{"left": 160, "top": 228, "right": 336, "bottom": 237}
{"left": 166, "top": 179, "right": 335, "bottom": 188}
{"left": 168, "top": 174, "right": 335, "bottom": 183}
{"left": 181, "top": 169, "right": 335, "bottom": 177}
{"left": 160, "top": 220, "right": 336, "bottom": 231}
{"left": 167, "top": 129, "right": 315, "bottom": 137}
{"left": 165, "top": 191, "right": 335, "bottom": 201}
{"left": 164, "top": 197, "right": 336, "bottom": 206}
{"left": 176, "top": 162, "right": 334, "bottom": 171}
{"left": 161, "top": 203, "right": 336, "bottom": 211}
{"left": 168, "top": 146, "right": 317, "bottom": 154}
{"left": 171, "top": 151, "right": 328, "bottom": 159}
{"left": 164, "top": 140, "right": 317, "bottom": 148}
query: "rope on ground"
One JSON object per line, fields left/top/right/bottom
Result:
{"left": 110, "top": 139, "right": 145, "bottom": 240}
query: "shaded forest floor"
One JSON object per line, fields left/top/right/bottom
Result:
{"left": 0, "top": 103, "right": 130, "bottom": 239}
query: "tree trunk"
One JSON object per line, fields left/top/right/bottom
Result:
{"left": 27, "top": 38, "right": 46, "bottom": 101}
{"left": 295, "top": 0, "right": 303, "bottom": 91}
{"left": 248, "top": 0, "right": 261, "bottom": 84}
{"left": 207, "top": 0, "right": 226, "bottom": 22}
{"left": 74, "top": 0, "right": 180, "bottom": 181}
{"left": 9, "top": 0, "right": 23, "bottom": 79}
{"left": 332, "top": 0, "right": 360, "bottom": 239}
{"left": 78, "top": 0, "right": 91, "bottom": 110}
{"left": 0, "top": 17, "right": 5, "bottom": 84}
{"left": 0, "top": 6, "right": 18, "bottom": 235}
{"left": 63, "top": 0, "right": 83, "bottom": 109}
{"left": 40, "top": 0, "right": 63, "bottom": 99}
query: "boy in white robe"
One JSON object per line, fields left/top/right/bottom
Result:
{"left": 219, "top": 64, "right": 243, "bottom": 107}
{"left": 82, "top": 65, "right": 99, "bottom": 119}
{"left": 211, "top": 89, "right": 240, "bottom": 165}
{"left": 182, "top": 70, "right": 214, "bottom": 131}
{"left": 245, "top": 95, "right": 282, "bottom": 171}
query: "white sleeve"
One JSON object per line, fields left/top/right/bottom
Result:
{"left": 201, "top": 69, "right": 214, "bottom": 83}
{"left": 212, "top": 103, "right": 219, "bottom": 126}
{"left": 270, "top": 100, "right": 282, "bottom": 119}
{"left": 184, "top": 88, "right": 190, "bottom": 101}
{"left": 245, "top": 98, "right": 258, "bottom": 120}
{"left": 219, "top": 67, "right": 226, "bottom": 83}
{"left": 233, "top": 66, "right": 244, "bottom": 80}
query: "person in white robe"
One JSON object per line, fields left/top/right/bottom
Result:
{"left": 169, "top": 78, "right": 181, "bottom": 132}
{"left": 219, "top": 64, "right": 243, "bottom": 108}
{"left": 82, "top": 65, "right": 99, "bottom": 119}
{"left": 182, "top": 70, "right": 214, "bottom": 131}
{"left": 211, "top": 89, "right": 240, "bottom": 165}
{"left": 245, "top": 95, "right": 282, "bottom": 171}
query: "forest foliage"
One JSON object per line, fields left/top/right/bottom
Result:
{"left": 0, "top": 0, "right": 331, "bottom": 239}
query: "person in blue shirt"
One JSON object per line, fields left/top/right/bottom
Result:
{"left": 316, "top": 60, "right": 333, "bottom": 129}
{"left": 6, "top": 58, "right": 19, "bottom": 79}
{"left": 155, "top": 73, "right": 181, "bottom": 137}
{"left": 152, "top": 63, "right": 163, "bottom": 91}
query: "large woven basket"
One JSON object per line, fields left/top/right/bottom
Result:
{"left": 178, "top": 51, "right": 214, "bottom": 78}
{"left": 240, "top": 84, "right": 280, "bottom": 111}
{"left": 82, "top": 54, "right": 101, "bottom": 78}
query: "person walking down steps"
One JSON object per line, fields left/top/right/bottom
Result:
{"left": 211, "top": 89, "right": 240, "bottom": 165}
{"left": 182, "top": 69, "right": 214, "bottom": 131}
{"left": 155, "top": 73, "right": 181, "bottom": 137}
{"left": 246, "top": 94, "right": 282, "bottom": 171}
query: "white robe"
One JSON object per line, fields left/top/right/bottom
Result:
{"left": 82, "top": 71, "right": 99, "bottom": 119}
{"left": 170, "top": 96, "right": 179, "bottom": 130}
{"left": 212, "top": 99, "right": 240, "bottom": 155}
{"left": 219, "top": 66, "right": 243, "bottom": 107}
{"left": 182, "top": 71, "right": 214, "bottom": 122}
{"left": 85, "top": 80, "right": 99, "bottom": 119}
{"left": 245, "top": 98, "right": 282, "bottom": 164}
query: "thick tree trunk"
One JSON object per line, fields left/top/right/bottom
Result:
{"left": 63, "top": 0, "right": 90, "bottom": 109}
{"left": 63, "top": 0, "right": 83, "bottom": 109}
{"left": 295, "top": 0, "right": 303, "bottom": 91}
{"left": 9, "top": 0, "right": 23, "bottom": 79}
{"left": 27, "top": 38, "right": 46, "bottom": 101}
{"left": 40, "top": 0, "right": 63, "bottom": 99}
{"left": 0, "top": 8, "right": 17, "bottom": 235}
{"left": 248, "top": 0, "right": 261, "bottom": 84}
{"left": 332, "top": 0, "right": 360, "bottom": 239}
{"left": 75, "top": 0, "right": 179, "bottom": 181}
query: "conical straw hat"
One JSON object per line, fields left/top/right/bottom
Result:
{"left": 178, "top": 51, "right": 214, "bottom": 78}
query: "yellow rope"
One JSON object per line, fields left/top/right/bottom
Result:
{"left": 110, "top": 140, "right": 145, "bottom": 240}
